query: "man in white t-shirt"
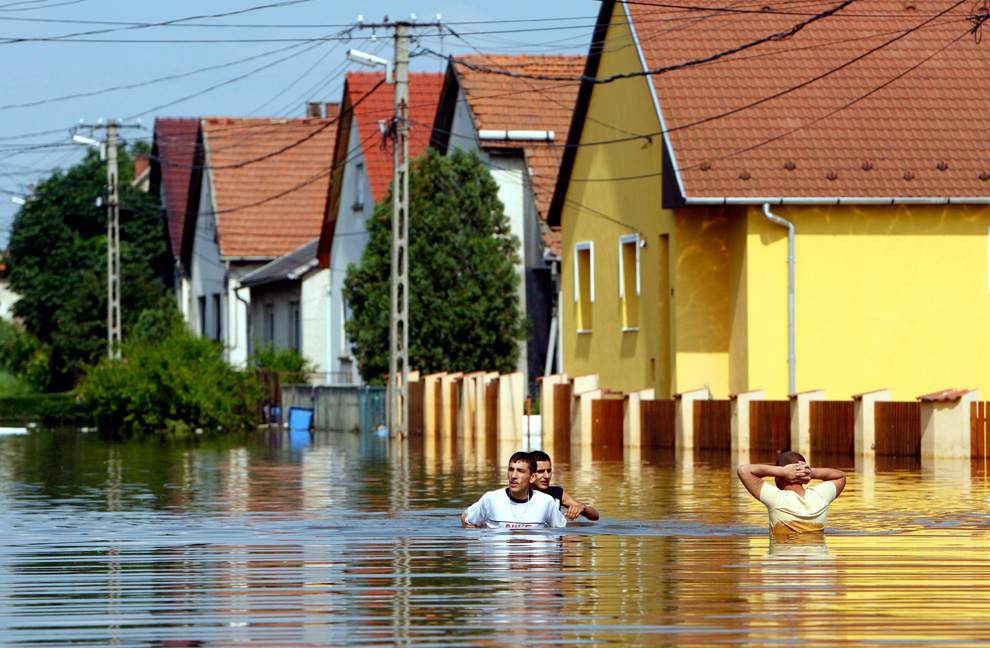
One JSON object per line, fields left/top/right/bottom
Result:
{"left": 461, "top": 452, "right": 568, "bottom": 529}
{"left": 737, "top": 451, "right": 846, "bottom": 534}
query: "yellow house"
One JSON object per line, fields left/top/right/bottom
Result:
{"left": 549, "top": 0, "right": 990, "bottom": 401}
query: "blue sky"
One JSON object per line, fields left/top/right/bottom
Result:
{"left": 0, "top": 0, "right": 599, "bottom": 247}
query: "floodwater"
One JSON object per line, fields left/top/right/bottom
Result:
{"left": 1, "top": 430, "right": 989, "bottom": 647}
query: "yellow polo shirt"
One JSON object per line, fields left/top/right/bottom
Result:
{"left": 759, "top": 481, "right": 838, "bottom": 534}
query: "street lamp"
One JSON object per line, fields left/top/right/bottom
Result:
{"left": 346, "top": 49, "right": 394, "bottom": 84}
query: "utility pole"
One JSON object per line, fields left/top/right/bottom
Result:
{"left": 351, "top": 18, "right": 441, "bottom": 439}
{"left": 106, "top": 120, "right": 122, "bottom": 360}
{"left": 388, "top": 22, "right": 410, "bottom": 440}
{"left": 74, "top": 119, "right": 140, "bottom": 360}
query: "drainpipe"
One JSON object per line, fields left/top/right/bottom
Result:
{"left": 325, "top": 284, "right": 332, "bottom": 375}
{"left": 762, "top": 203, "right": 795, "bottom": 396}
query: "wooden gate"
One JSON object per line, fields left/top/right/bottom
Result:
{"left": 810, "top": 401, "right": 854, "bottom": 455}
{"left": 694, "top": 400, "right": 731, "bottom": 450}
{"left": 480, "top": 378, "right": 497, "bottom": 455}
{"left": 874, "top": 401, "right": 921, "bottom": 456}
{"left": 970, "top": 402, "right": 990, "bottom": 460}
{"left": 750, "top": 401, "right": 790, "bottom": 459}
{"left": 640, "top": 399, "right": 675, "bottom": 448}
{"left": 407, "top": 380, "right": 425, "bottom": 437}
{"left": 553, "top": 382, "right": 572, "bottom": 450}
{"left": 592, "top": 398, "right": 624, "bottom": 449}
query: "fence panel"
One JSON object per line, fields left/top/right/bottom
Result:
{"left": 592, "top": 398, "right": 624, "bottom": 449}
{"left": 694, "top": 400, "right": 731, "bottom": 450}
{"left": 359, "top": 387, "right": 386, "bottom": 433}
{"left": 875, "top": 402, "right": 921, "bottom": 456}
{"left": 407, "top": 380, "right": 424, "bottom": 437}
{"left": 485, "top": 379, "right": 499, "bottom": 447}
{"left": 750, "top": 401, "right": 791, "bottom": 458}
{"left": 553, "top": 383, "right": 572, "bottom": 449}
{"left": 640, "top": 399, "right": 675, "bottom": 448}
{"left": 810, "top": 401, "right": 855, "bottom": 456}
{"left": 971, "top": 402, "right": 990, "bottom": 460}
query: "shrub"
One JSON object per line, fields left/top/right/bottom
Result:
{"left": 79, "top": 329, "right": 260, "bottom": 438}
{"left": 0, "top": 392, "right": 86, "bottom": 425}
{"left": 251, "top": 342, "right": 314, "bottom": 385}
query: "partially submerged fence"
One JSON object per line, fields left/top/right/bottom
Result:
{"left": 810, "top": 401, "right": 854, "bottom": 455}
{"left": 875, "top": 402, "right": 921, "bottom": 456}
{"left": 750, "top": 401, "right": 790, "bottom": 457}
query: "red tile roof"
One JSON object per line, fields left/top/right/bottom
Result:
{"left": 917, "top": 388, "right": 972, "bottom": 402}
{"left": 344, "top": 71, "right": 444, "bottom": 200}
{"left": 453, "top": 55, "right": 584, "bottom": 255}
{"left": 201, "top": 116, "right": 337, "bottom": 259}
{"left": 626, "top": 0, "right": 990, "bottom": 199}
{"left": 153, "top": 118, "right": 199, "bottom": 258}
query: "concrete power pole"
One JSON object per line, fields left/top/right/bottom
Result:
{"left": 388, "top": 23, "right": 410, "bottom": 439}
{"left": 106, "top": 120, "right": 122, "bottom": 360}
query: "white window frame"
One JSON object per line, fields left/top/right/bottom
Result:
{"left": 574, "top": 241, "right": 595, "bottom": 303}
{"left": 618, "top": 233, "right": 641, "bottom": 299}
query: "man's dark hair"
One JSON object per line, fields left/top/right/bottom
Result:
{"left": 776, "top": 451, "right": 806, "bottom": 466}
{"left": 508, "top": 451, "right": 536, "bottom": 473}
{"left": 529, "top": 450, "right": 551, "bottom": 464}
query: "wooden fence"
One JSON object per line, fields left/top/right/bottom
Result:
{"left": 750, "top": 401, "right": 791, "bottom": 457}
{"left": 810, "top": 401, "right": 854, "bottom": 455}
{"left": 874, "top": 401, "right": 921, "bottom": 456}
{"left": 694, "top": 400, "right": 731, "bottom": 450}
{"left": 591, "top": 398, "right": 624, "bottom": 448}
{"left": 641, "top": 399, "right": 676, "bottom": 448}
{"left": 553, "top": 382, "right": 573, "bottom": 450}
{"left": 971, "top": 402, "right": 990, "bottom": 460}
{"left": 408, "top": 380, "right": 424, "bottom": 437}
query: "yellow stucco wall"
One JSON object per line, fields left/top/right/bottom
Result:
{"left": 560, "top": 3, "right": 734, "bottom": 399}
{"left": 559, "top": 3, "right": 670, "bottom": 397}
{"left": 741, "top": 203, "right": 990, "bottom": 400}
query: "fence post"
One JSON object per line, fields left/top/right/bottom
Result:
{"left": 538, "top": 373, "right": 568, "bottom": 451}
{"left": 731, "top": 389, "right": 765, "bottom": 453}
{"left": 675, "top": 387, "right": 710, "bottom": 450}
{"left": 623, "top": 388, "right": 655, "bottom": 450}
{"left": 919, "top": 388, "right": 978, "bottom": 460}
{"left": 853, "top": 388, "right": 891, "bottom": 458}
{"left": 790, "top": 389, "right": 824, "bottom": 455}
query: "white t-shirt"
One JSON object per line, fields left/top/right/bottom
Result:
{"left": 463, "top": 488, "right": 568, "bottom": 529}
{"left": 759, "top": 481, "right": 838, "bottom": 534}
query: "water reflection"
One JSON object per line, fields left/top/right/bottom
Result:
{"left": 1, "top": 430, "right": 989, "bottom": 646}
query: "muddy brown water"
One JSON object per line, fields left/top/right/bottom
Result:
{"left": 1, "top": 430, "right": 988, "bottom": 646}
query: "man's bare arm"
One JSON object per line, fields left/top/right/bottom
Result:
{"left": 809, "top": 466, "right": 846, "bottom": 497}
{"left": 560, "top": 490, "right": 600, "bottom": 521}
{"left": 736, "top": 463, "right": 809, "bottom": 499}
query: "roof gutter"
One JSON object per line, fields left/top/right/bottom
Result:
{"left": 685, "top": 196, "right": 990, "bottom": 205}
{"left": 478, "top": 130, "right": 555, "bottom": 142}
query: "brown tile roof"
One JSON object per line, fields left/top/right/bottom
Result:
{"left": 344, "top": 72, "right": 444, "bottom": 201}
{"left": 153, "top": 118, "right": 199, "bottom": 258}
{"left": 201, "top": 116, "right": 337, "bottom": 259}
{"left": 453, "top": 54, "right": 584, "bottom": 255}
{"left": 627, "top": 0, "right": 990, "bottom": 199}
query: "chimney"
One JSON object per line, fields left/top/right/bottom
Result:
{"left": 306, "top": 102, "right": 323, "bottom": 119}
{"left": 324, "top": 102, "right": 340, "bottom": 120}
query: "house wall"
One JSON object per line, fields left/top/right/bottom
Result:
{"left": 559, "top": 4, "right": 674, "bottom": 397}
{"left": 301, "top": 268, "right": 330, "bottom": 373}
{"left": 740, "top": 203, "right": 990, "bottom": 400}
{"left": 190, "top": 173, "right": 227, "bottom": 345}
{"left": 327, "top": 118, "right": 371, "bottom": 383}
{"left": 247, "top": 281, "right": 300, "bottom": 355}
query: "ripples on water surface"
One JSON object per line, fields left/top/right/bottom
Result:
{"left": 1, "top": 430, "right": 988, "bottom": 646}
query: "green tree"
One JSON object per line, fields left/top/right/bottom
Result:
{"left": 344, "top": 147, "right": 527, "bottom": 384}
{"left": 6, "top": 147, "right": 170, "bottom": 389}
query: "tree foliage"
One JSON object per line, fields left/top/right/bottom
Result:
{"left": 344, "top": 147, "right": 527, "bottom": 384}
{"left": 6, "top": 147, "right": 170, "bottom": 389}
{"left": 79, "top": 326, "right": 261, "bottom": 438}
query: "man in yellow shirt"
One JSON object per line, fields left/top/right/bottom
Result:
{"left": 737, "top": 451, "right": 846, "bottom": 534}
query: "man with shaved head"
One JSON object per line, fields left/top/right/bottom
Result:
{"left": 737, "top": 451, "right": 846, "bottom": 534}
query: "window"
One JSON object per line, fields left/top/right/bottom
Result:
{"left": 291, "top": 303, "right": 301, "bottom": 351}
{"left": 352, "top": 162, "right": 365, "bottom": 211}
{"left": 619, "top": 234, "right": 640, "bottom": 330}
{"left": 198, "top": 296, "right": 207, "bottom": 337}
{"left": 213, "top": 294, "right": 222, "bottom": 341}
{"left": 574, "top": 241, "right": 594, "bottom": 332}
{"left": 265, "top": 305, "right": 275, "bottom": 346}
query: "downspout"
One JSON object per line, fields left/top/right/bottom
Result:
{"left": 234, "top": 280, "right": 249, "bottom": 364}
{"left": 325, "top": 283, "right": 332, "bottom": 374}
{"left": 762, "top": 203, "right": 795, "bottom": 395}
